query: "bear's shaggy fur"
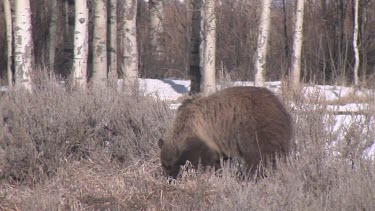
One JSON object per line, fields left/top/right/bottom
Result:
{"left": 158, "top": 86, "right": 293, "bottom": 178}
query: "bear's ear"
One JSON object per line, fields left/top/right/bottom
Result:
{"left": 158, "top": 138, "right": 164, "bottom": 149}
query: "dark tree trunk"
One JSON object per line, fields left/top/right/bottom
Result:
{"left": 282, "top": 0, "right": 290, "bottom": 74}
{"left": 189, "top": 0, "right": 202, "bottom": 95}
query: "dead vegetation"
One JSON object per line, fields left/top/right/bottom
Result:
{"left": 0, "top": 73, "right": 374, "bottom": 210}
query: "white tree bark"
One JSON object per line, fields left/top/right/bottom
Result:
{"left": 149, "top": 0, "right": 165, "bottom": 58}
{"left": 48, "top": 0, "right": 57, "bottom": 69}
{"left": 4, "top": 0, "right": 13, "bottom": 88}
{"left": 92, "top": 0, "right": 108, "bottom": 88}
{"left": 353, "top": 0, "right": 360, "bottom": 86}
{"left": 254, "top": 0, "right": 271, "bottom": 87}
{"left": 73, "top": 0, "right": 89, "bottom": 89}
{"left": 108, "top": 0, "right": 118, "bottom": 82}
{"left": 14, "top": 0, "right": 34, "bottom": 91}
{"left": 290, "top": 0, "right": 305, "bottom": 90}
{"left": 123, "top": 0, "right": 139, "bottom": 93}
{"left": 202, "top": 0, "right": 216, "bottom": 95}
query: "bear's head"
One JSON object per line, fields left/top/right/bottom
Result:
{"left": 158, "top": 137, "right": 215, "bottom": 178}
{"left": 158, "top": 138, "right": 183, "bottom": 178}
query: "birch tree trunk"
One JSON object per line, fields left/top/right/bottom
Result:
{"left": 4, "top": 0, "right": 13, "bottom": 88}
{"left": 149, "top": 0, "right": 165, "bottom": 59}
{"left": 189, "top": 0, "right": 202, "bottom": 95}
{"left": 290, "top": 0, "right": 305, "bottom": 90}
{"left": 254, "top": 0, "right": 271, "bottom": 87}
{"left": 353, "top": 0, "right": 360, "bottom": 86}
{"left": 108, "top": 0, "right": 118, "bottom": 82}
{"left": 92, "top": 0, "right": 108, "bottom": 88}
{"left": 49, "top": 0, "right": 57, "bottom": 69}
{"left": 202, "top": 0, "right": 216, "bottom": 95}
{"left": 123, "top": 0, "right": 139, "bottom": 93}
{"left": 14, "top": 0, "right": 34, "bottom": 91}
{"left": 73, "top": 0, "right": 89, "bottom": 89}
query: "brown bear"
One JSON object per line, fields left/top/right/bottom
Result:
{"left": 158, "top": 86, "right": 293, "bottom": 178}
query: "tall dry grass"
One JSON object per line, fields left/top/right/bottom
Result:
{"left": 0, "top": 71, "right": 374, "bottom": 210}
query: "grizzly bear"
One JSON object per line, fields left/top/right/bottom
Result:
{"left": 158, "top": 86, "right": 293, "bottom": 178}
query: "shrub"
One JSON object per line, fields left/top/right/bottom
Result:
{"left": 1, "top": 73, "right": 374, "bottom": 210}
{"left": 0, "top": 72, "right": 172, "bottom": 184}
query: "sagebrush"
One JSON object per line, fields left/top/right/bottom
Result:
{"left": 0, "top": 74, "right": 374, "bottom": 210}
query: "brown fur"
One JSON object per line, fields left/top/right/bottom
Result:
{"left": 158, "top": 86, "right": 293, "bottom": 178}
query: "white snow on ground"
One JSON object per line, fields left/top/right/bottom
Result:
{"left": 303, "top": 84, "right": 374, "bottom": 102}
{"left": 139, "top": 78, "right": 373, "bottom": 109}
{"left": 326, "top": 114, "right": 375, "bottom": 159}
{"left": 0, "top": 86, "right": 7, "bottom": 93}
{"left": 138, "top": 78, "right": 190, "bottom": 101}
{"left": 137, "top": 79, "right": 284, "bottom": 101}
{"left": 326, "top": 103, "right": 371, "bottom": 113}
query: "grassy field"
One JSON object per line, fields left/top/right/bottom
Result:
{"left": 0, "top": 74, "right": 374, "bottom": 210}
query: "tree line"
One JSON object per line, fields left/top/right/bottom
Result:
{"left": 0, "top": 0, "right": 374, "bottom": 92}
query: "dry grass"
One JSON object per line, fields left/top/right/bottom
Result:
{"left": 0, "top": 72, "right": 374, "bottom": 210}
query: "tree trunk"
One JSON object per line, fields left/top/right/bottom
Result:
{"left": 73, "top": 0, "right": 89, "bottom": 89}
{"left": 359, "top": 0, "right": 368, "bottom": 82}
{"left": 254, "top": 0, "right": 272, "bottom": 87}
{"left": 4, "top": 0, "right": 13, "bottom": 88}
{"left": 92, "top": 0, "right": 108, "bottom": 88}
{"left": 290, "top": 0, "right": 305, "bottom": 90}
{"left": 14, "top": 0, "right": 34, "bottom": 91}
{"left": 201, "top": 0, "right": 216, "bottom": 95}
{"left": 49, "top": 0, "right": 57, "bottom": 69}
{"left": 336, "top": 0, "right": 347, "bottom": 72}
{"left": 353, "top": 0, "right": 360, "bottom": 86}
{"left": 189, "top": 0, "right": 202, "bottom": 95}
{"left": 149, "top": 0, "right": 165, "bottom": 59}
{"left": 320, "top": 0, "right": 326, "bottom": 16}
{"left": 108, "top": 0, "right": 118, "bottom": 82}
{"left": 62, "top": 0, "right": 74, "bottom": 77}
{"left": 282, "top": 0, "right": 290, "bottom": 73}
{"left": 184, "top": 0, "right": 191, "bottom": 76}
{"left": 64, "top": 0, "right": 70, "bottom": 37}
{"left": 123, "top": 0, "right": 139, "bottom": 93}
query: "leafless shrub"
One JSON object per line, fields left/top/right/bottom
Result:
{"left": 0, "top": 70, "right": 173, "bottom": 184}
{"left": 1, "top": 76, "right": 374, "bottom": 210}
